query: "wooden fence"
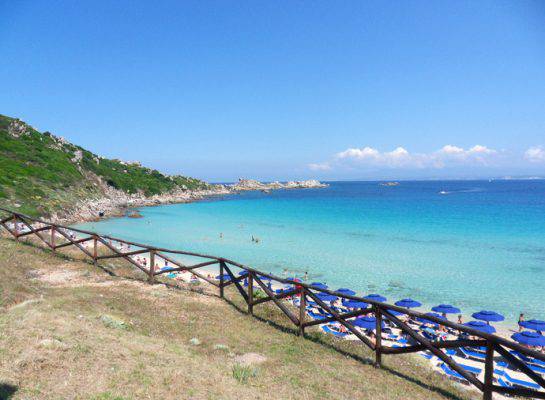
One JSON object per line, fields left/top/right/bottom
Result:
{"left": 1, "top": 207, "right": 544, "bottom": 400}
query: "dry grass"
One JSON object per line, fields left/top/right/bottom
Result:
{"left": 0, "top": 237, "right": 478, "bottom": 400}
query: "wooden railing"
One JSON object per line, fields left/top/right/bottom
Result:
{"left": 1, "top": 207, "right": 544, "bottom": 400}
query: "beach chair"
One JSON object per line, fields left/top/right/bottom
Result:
{"left": 495, "top": 369, "right": 541, "bottom": 390}
{"left": 420, "top": 352, "right": 434, "bottom": 360}
{"left": 308, "top": 311, "right": 330, "bottom": 321}
{"left": 459, "top": 347, "right": 486, "bottom": 362}
{"left": 510, "top": 350, "right": 545, "bottom": 368}
{"left": 440, "top": 363, "right": 469, "bottom": 384}
{"left": 321, "top": 325, "right": 348, "bottom": 338}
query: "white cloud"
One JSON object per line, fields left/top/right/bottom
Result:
{"left": 308, "top": 162, "right": 332, "bottom": 171}
{"left": 310, "top": 144, "right": 498, "bottom": 171}
{"left": 468, "top": 145, "right": 495, "bottom": 155}
{"left": 438, "top": 145, "right": 465, "bottom": 155}
{"left": 524, "top": 146, "right": 545, "bottom": 163}
{"left": 336, "top": 147, "right": 380, "bottom": 160}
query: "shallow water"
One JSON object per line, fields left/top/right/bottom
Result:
{"left": 72, "top": 180, "right": 545, "bottom": 325}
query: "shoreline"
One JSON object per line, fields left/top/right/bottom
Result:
{"left": 67, "top": 226, "right": 520, "bottom": 340}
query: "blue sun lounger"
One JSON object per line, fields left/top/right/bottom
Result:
{"left": 440, "top": 362, "right": 481, "bottom": 382}
{"left": 440, "top": 364, "right": 468, "bottom": 383}
{"left": 308, "top": 311, "right": 331, "bottom": 320}
{"left": 460, "top": 347, "right": 486, "bottom": 361}
{"left": 321, "top": 325, "right": 348, "bottom": 338}
{"left": 510, "top": 350, "right": 545, "bottom": 368}
{"left": 495, "top": 370, "right": 541, "bottom": 390}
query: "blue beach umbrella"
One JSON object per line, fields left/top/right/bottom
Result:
{"left": 395, "top": 298, "right": 422, "bottom": 309}
{"left": 364, "top": 294, "right": 387, "bottom": 302}
{"left": 167, "top": 273, "right": 177, "bottom": 279}
{"left": 336, "top": 288, "right": 356, "bottom": 296}
{"left": 238, "top": 270, "right": 249, "bottom": 276}
{"left": 512, "top": 331, "right": 545, "bottom": 347}
{"left": 160, "top": 267, "right": 176, "bottom": 272}
{"left": 310, "top": 282, "right": 328, "bottom": 290}
{"left": 315, "top": 292, "right": 338, "bottom": 302}
{"left": 215, "top": 274, "right": 231, "bottom": 281}
{"left": 342, "top": 300, "right": 369, "bottom": 309}
{"left": 352, "top": 316, "right": 385, "bottom": 330}
{"left": 519, "top": 319, "right": 545, "bottom": 332}
{"left": 472, "top": 310, "right": 504, "bottom": 323}
{"left": 431, "top": 304, "right": 461, "bottom": 314}
{"left": 257, "top": 275, "right": 272, "bottom": 281}
{"left": 464, "top": 320, "right": 496, "bottom": 334}
{"left": 418, "top": 312, "right": 447, "bottom": 325}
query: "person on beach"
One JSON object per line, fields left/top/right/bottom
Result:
{"left": 518, "top": 313, "right": 525, "bottom": 332}
{"left": 457, "top": 315, "right": 463, "bottom": 324}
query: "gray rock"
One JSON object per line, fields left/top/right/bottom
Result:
{"left": 233, "top": 352, "right": 267, "bottom": 366}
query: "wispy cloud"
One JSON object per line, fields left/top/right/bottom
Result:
{"left": 308, "top": 162, "right": 332, "bottom": 171}
{"left": 310, "top": 144, "right": 499, "bottom": 171}
{"left": 524, "top": 146, "right": 545, "bottom": 163}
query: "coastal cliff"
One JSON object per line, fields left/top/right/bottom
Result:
{"left": 49, "top": 179, "right": 327, "bottom": 223}
{"left": 0, "top": 114, "right": 326, "bottom": 223}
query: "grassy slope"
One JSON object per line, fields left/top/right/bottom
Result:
{"left": 0, "top": 114, "right": 208, "bottom": 216}
{"left": 0, "top": 237, "right": 476, "bottom": 400}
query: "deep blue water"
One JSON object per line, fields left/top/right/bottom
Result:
{"left": 72, "top": 180, "right": 545, "bottom": 325}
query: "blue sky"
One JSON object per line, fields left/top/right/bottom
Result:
{"left": 1, "top": 1, "right": 544, "bottom": 182}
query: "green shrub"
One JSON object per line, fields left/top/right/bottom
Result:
{"left": 232, "top": 364, "right": 258, "bottom": 384}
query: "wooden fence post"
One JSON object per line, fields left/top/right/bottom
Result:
{"left": 13, "top": 216, "right": 19, "bottom": 241}
{"left": 219, "top": 260, "right": 225, "bottom": 298}
{"left": 51, "top": 227, "right": 56, "bottom": 253}
{"left": 93, "top": 235, "right": 98, "bottom": 266}
{"left": 248, "top": 271, "right": 254, "bottom": 315}
{"left": 148, "top": 250, "right": 156, "bottom": 283}
{"left": 483, "top": 340, "right": 494, "bottom": 400}
{"left": 374, "top": 305, "right": 382, "bottom": 368}
{"left": 298, "top": 287, "right": 306, "bottom": 336}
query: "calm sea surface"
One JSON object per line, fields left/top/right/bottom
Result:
{"left": 72, "top": 180, "right": 545, "bottom": 324}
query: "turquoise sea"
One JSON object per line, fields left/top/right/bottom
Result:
{"left": 72, "top": 180, "right": 545, "bottom": 325}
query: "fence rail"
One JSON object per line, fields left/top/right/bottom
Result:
{"left": 1, "top": 206, "right": 544, "bottom": 400}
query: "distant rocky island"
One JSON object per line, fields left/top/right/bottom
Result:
{"left": 229, "top": 178, "right": 327, "bottom": 191}
{"left": 0, "top": 114, "right": 326, "bottom": 224}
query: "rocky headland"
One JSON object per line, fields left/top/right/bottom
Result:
{"left": 50, "top": 179, "right": 327, "bottom": 224}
